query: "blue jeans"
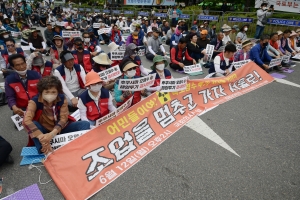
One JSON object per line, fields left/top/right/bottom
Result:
{"left": 254, "top": 25, "right": 265, "bottom": 39}
{"left": 32, "top": 120, "right": 90, "bottom": 154}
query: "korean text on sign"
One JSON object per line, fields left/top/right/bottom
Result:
{"left": 184, "top": 64, "right": 203, "bottom": 73}
{"left": 11, "top": 114, "right": 24, "bottom": 131}
{"left": 51, "top": 130, "right": 89, "bottom": 150}
{"left": 98, "top": 65, "right": 122, "bottom": 81}
{"left": 160, "top": 77, "right": 188, "bottom": 92}
{"left": 269, "top": 58, "right": 283, "bottom": 68}
{"left": 110, "top": 50, "right": 125, "bottom": 61}
{"left": 232, "top": 59, "right": 251, "bottom": 69}
{"left": 98, "top": 28, "right": 111, "bottom": 35}
{"left": 118, "top": 74, "right": 156, "bottom": 91}
{"left": 62, "top": 31, "right": 81, "bottom": 38}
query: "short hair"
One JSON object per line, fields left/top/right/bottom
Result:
{"left": 261, "top": 3, "right": 268, "bottom": 7}
{"left": 178, "top": 38, "right": 187, "bottom": 44}
{"left": 82, "top": 32, "right": 89, "bottom": 37}
{"left": 8, "top": 54, "right": 26, "bottom": 67}
{"left": 5, "top": 38, "right": 15, "bottom": 44}
{"left": 260, "top": 34, "right": 270, "bottom": 41}
{"left": 270, "top": 32, "right": 278, "bottom": 38}
{"left": 283, "top": 29, "right": 292, "bottom": 34}
{"left": 224, "top": 44, "right": 237, "bottom": 53}
{"left": 37, "top": 75, "right": 63, "bottom": 94}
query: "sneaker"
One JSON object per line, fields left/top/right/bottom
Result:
{"left": 45, "top": 53, "right": 50, "bottom": 56}
{"left": 273, "top": 66, "right": 284, "bottom": 72}
{"left": 100, "top": 41, "right": 105, "bottom": 45}
{"left": 290, "top": 64, "right": 296, "bottom": 68}
{"left": 5, "top": 155, "right": 14, "bottom": 164}
{"left": 175, "top": 69, "right": 185, "bottom": 74}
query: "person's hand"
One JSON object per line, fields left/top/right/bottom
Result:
{"left": 192, "top": 59, "right": 196, "bottom": 65}
{"left": 12, "top": 105, "right": 24, "bottom": 117}
{"left": 69, "top": 36, "right": 74, "bottom": 41}
{"left": 280, "top": 52, "right": 284, "bottom": 56}
{"left": 71, "top": 97, "right": 78, "bottom": 107}
{"left": 178, "top": 62, "right": 184, "bottom": 68}
{"left": 141, "top": 89, "right": 146, "bottom": 95}
{"left": 122, "top": 91, "right": 131, "bottom": 98}
{"left": 41, "top": 142, "right": 53, "bottom": 155}
{"left": 275, "top": 55, "right": 280, "bottom": 59}
{"left": 90, "top": 51, "right": 98, "bottom": 56}
{"left": 225, "top": 69, "right": 230, "bottom": 76}
{"left": 38, "top": 133, "right": 53, "bottom": 144}
{"left": 263, "top": 64, "right": 269, "bottom": 70}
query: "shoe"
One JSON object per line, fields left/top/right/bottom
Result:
{"left": 175, "top": 69, "right": 185, "bottom": 74}
{"left": 100, "top": 41, "right": 105, "bottom": 45}
{"left": 273, "top": 66, "right": 284, "bottom": 72}
{"left": 290, "top": 64, "right": 296, "bottom": 68}
{"left": 5, "top": 155, "right": 14, "bottom": 164}
{"left": 45, "top": 53, "right": 50, "bottom": 56}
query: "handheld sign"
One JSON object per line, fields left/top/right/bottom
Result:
{"left": 51, "top": 130, "right": 89, "bottom": 150}
{"left": 269, "top": 58, "right": 283, "bottom": 68}
{"left": 110, "top": 50, "right": 125, "bottom": 60}
{"left": 62, "top": 31, "right": 81, "bottom": 38}
{"left": 93, "top": 23, "right": 101, "bottom": 28}
{"left": 160, "top": 77, "right": 188, "bottom": 92}
{"left": 98, "top": 65, "right": 122, "bottom": 81}
{"left": 119, "top": 44, "right": 126, "bottom": 51}
{"left": 235, "top": 44, "right": 242, "bottom": 51}
{"left": 11, "top": 31, "right": 21, "bottom": 38}
{"left": 217, "top": 46, "right": 225, "bottom": 52}
{"left": 282, "top": 55, "right": 290, "bottom": 63}
{"left": 11, "top": 114, "right": 24, "bottom": 131}
{"left": 70, "top": 109, "right": 81, "bottom": 121}
{"left": 55, "top": 21, "right": 66, "bottom": 26}
{"left": 118, "top": 74, "right": 156, "bottom": 91}
{"left": 183, "top": 64, "right": 203, "bottom": 73}
{"left": 232, "top": 59, "right": 251, "bottom": 69}
{"left": 98, "top": 28, "right": 111, "bottom": 35}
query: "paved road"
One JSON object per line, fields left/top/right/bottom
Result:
{"left": 0, "top": 27, "right": 300, "bottom": 200}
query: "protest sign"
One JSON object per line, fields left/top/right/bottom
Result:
{"left": 160, "top": 77, "right": 188, "bottom": 92}
{"left": 98, "top": 28, "right": 111, "bottom": 35}
{"left": 236, "top": 44, "right": 242, "bottom": 51}
{"left": 292, "top": 53, "right": 300, "bottom": 60}
{"left": 217, "top": 46, "right": 225, "bottom": 52}
{"left": 118, "top": 74, "right": 156, "bottom": 91}
{"left": 55, "top": 21, "right": 66, "bottom": 26}
{"left": 51, "top": 130, "right": 89, "bottom": 150}
{"left": 110, "top": 50, "right": 125, "bottom": 60}
{"left": 44, "top": 62, "right": 274, "bottom": 200}
{"left": 11, "top": 31, "right": 21, "bottom": 38}
{"left": 269, "top": 58, "right": 283, "bottom": 68}
{"left": 232, "top": 59, "right": 251, "bottom": 69}
{"left": 93, "top": 23, "right": 101, "bottom": 28}
{"left": 122, "top": 27, "right": 131, "bottom": 31}
{"left": 282, "top": 55, "right": 290, "bottom": 63}
{"left": 98, "top": 65, "right": 122, "bottom": 81}
{"left": 137, "top": 47, "right": 145, "bottom": 56}
{"left": 62, "top": 31, "right": 81, "bottom": 38}
{"left": 95, "top": 97, "right": 133, "bottom": 127}
{"left": 21, "top": 45, "right": 31, "bottom": 51}
{"left": 71, "top": 109, "right": 81, "bottom": 121}
{"left": 183, "top": 64, "right": 203, "bottom": 73}
{"left": 205, "top": 44, "right": 214, "bottom": 61}
{"left": 119, "top": 44, "right": 126, "bottom": 51}
{"left": 11, "top": 114, "right": 24, "bottom": 131}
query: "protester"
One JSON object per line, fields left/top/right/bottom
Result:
{"left": 210, "top": 32, "right": 224, "bottom": 57}
{"left": 269, "top": 32, "right": 284, "bottom": 57}
{"left": 234, "top": 39, "right": 252, "bottom": 61}
{"left": 208, "top": 24, "right": 217, "bottom": 40}
{"left": 5, "top": 54, "right": 41, "bottom": 116}
{"left": 53, "top": 50, "right": 86, "bottom": 107}
{"left": 288, "top": 31, "right": 300, "bottom": 53}
{"left": 280, "top": 30, "right": 296, "bottom": 56}
{"left": 27, "top": 52, "right": 53, "bottom": 77}
{"left": 126, "top": 31, "right": 140, "bottom": 46}
{"left": 170, "top": 38, "right": 196, "bottom": 72}
{"left": 78, "top": 71, "right": 116, "bottom": 127}
{"left": 187, "top": 33, "right": 205, "bottom": 63}
{"left": 72, "top": 38, "right": 93, "bottom": 73}
{"left": 209, "top": 44, "right": 236, "bottom": 75}
{"left": 44, "top": 22, "right": 54, "bottom": 47}
{"left": 170, "top": 26, "right": 183, "bottom": 49}
{"left": 82, "top": 32, "right": 101, "bottom": 56}
{"left": 230, "top": 25, "right": 239, "bottom": 44}
{"left": 0, "top": 136, "right": 13, "bottom": 166}
{"left": 23, "top": 75, "right": 90, "bottom": 154}
{"left": 28, "top": 29, "right": 47, "bottom": 55}
{"left": 236, "top": 25, "right": 249, "bottom": 44}
{"left": 197, "top": 29, "right": 210, "bottom": 49}
{"left": 222, "top": 24, "right": 232, "bottom": 45}
{"left": 64, "top": 18, "right": 74, "bottom": 29}
{"left": 161, "top": 21, "right": 170, "bottom": 41}
{"left": 135, "top": 24, "right": 144, "bottom": 45}
{"left": 110, "top": 25, "right": 124, "bottom": 46}
{"left": 166, "top": 24, "right": 175, "bottom": 45}
{"left": 80, "top": 17, "right": 89, "bottom": 32}
{"left": 151, "top": 18, "right": 158, "bottom": 29}
{"left": 146, "top": 29, "right": 166, "bottom": 61}
{"left": 50, "top": 35, "right": 68, "bottom": 68}
{"left": 254, "top": 3, "right": 273, "bottom": 39}
{"left": 169, "top": 5, "right": 182, "bottom": 25}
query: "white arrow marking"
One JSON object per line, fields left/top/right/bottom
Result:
{"left": 275, "top": 78, "right": 300, "bottom": 88}
{"left": 186, "top": 116, "right": 240, "bottom": 157}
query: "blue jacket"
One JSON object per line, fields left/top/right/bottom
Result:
{"left": 170, "top": 33, "right": 182, "bottom": 49}
{"left": 138, "top": 29, "right": 144, "bottom": 46}
{"left": 249, "top": 43, "right": 272, "bottom": 66}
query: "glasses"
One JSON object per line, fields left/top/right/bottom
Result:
{"left": 6, "top": 44, "right": 14, "bottom": 48}
{"left": 127, "top": 67, "right": 137, "bottom": 71}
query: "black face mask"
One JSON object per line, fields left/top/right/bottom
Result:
{"left": 262, "top": 42, "right": 268, "bottom": 47}
{"left": 77, "top": 45, "right": 83, "bottom": 50}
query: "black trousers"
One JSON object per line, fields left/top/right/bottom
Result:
{"left": 0, "top": 136, "right": 12, "bottom": 166}
{"left": 170, "top": 60, "right": 193, "bottom": 70}
{"left": 146, "top": 51, "right": 164, "bottom": 61}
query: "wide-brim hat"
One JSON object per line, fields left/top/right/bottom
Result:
{"left": 290, "top": 31, "right": 297, "bottom": 37}
{"left": 296, "top": 29, "right": 300, "bottom": 33}
{"left": 277, "top": 30, "right": 283, "bottom": 35}
{"left": 232, "top": 25, "right": 239, "bottom": 31}
{"left": 108, "top": 42, "right": 119, "bottom": 52}
{"left": 151, "top": 55, "right": 168, "bottom": 70}
{"left": 242, "top": 39, "right": 252, "bottom": 48}
{"left": 123, "top": 62, "right": 138, "bottom": 72}
{"left": 93, "top": 53, "right": 113, "bottom": 65}
{"left": 85, "top": 71, "right": 103, "bottom": 87}
{"left": 65, "top": 26, "right": 73, "bottom": 30}
{"left": 223, "top": 28, "right": 232, "bottom": 32}
{"left": 52, "top": 35, "right": 64, "bottom": 43}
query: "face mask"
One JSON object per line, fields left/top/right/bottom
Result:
{"left": 90, "top": 84, "right": 102, "bottom": 92}
{"left": 156, "top": 63, "right": 165, "bottom": 70}
{"left": 77, "top": 45, "right": 83, "bottom": 50}
{"left": 263, "top": 42, "right": 268, "bottom": 47}
{"left": 3, "top": 35, "right": 9, "bottom": 38}
{"left": 84, "top": 38, "right": 90, "bottom": 43}
{"left": 262, "top": 7, "right": 267, "bottom": 10}
{"left": 126, "top": 70, "right": 136, "bottom": 77}
{"left": 15, "top": 69, "right": 27, "bottom": 76}
{"left": 43, "top": 94, "right": 57, "bottom": 103}
{"left": 244, "top": 27, "right": 248, "bottom": 31}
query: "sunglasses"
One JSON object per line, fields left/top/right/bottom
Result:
{"left": 127, "top": 67, "right": 137, "bottom": 71}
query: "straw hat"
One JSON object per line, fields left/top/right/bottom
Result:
{"left": 108, "top": 42, "right": 119, "bottom": 52}
{"left": 92, "top": 53, "right": 113, "bottom": 65}
{"left": 277, "top": 30, "right": 283, "bottom": 35}
{"left": 290, "top": 31, "right": 297, "bottom": 37}
{"left": 65, "top": 26, "right": 73, "bottom": 30}
{"left": 242, "top": 39, "right": 252, "bottom": 48}
{"left": 123, "top": 62, "right": 138, "bottom": 72}
{"left": 85, "top": 71, "right": 103, "bottom": 87}
{"left": 222, "top": 24, "right": 232, "bottom": 32}
{"left": 52, "top": 35, "right": 63, "bottom": 43}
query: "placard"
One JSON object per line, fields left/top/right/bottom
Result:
{"left": 70, "top": 109, "right": 81, "bottom": 121}
{"left": 98, "top": 65, "right": 122, "bottom": 81}
{"left": 183, "top": 64, "right": 203, "bottom": 73}
{"left": 137, "top": 48, "right": 145, "bottom": 56}
{"left": 111, "top": 50, "right": 125, "bottom": 60}
{"left": 198, "top": 15, "right": 219, "bottom": 21}
{"left": 93, "top": 23, "right": 101, "bottom": 28}
{"left": 138, "top": 11, "right": 149, "bottom": 16}
{"left": 205, "top": 44, "right": 214, "bottom": 56}
{"left": 98, "top": 28, "right": 111, "bottom": 35}
{"left": 160, "top": 77, "right": 188, "bottom": 92}
{"left": 282, "top": 54, "right": 291, "bottom": 63}
{"left": 62, "top": 31, "right": 81, "bottom": 38}
{"left": 11, "top": 31, "right": 21, "bottom": 37}
{"left": 236, "top": 44, "right": 242, "bottom": 51}
{"left": 113, "top": 10, "right": 121, "bottom": 14}
{"left": 154, "top": 13, "right": 168, "bottom": 18}
{"left": 119, "top": 44, "right": 126, "bottom": 51}
{"left": 232, "top": 59, "right": 251, "bottom": 69}
{"left": 11, "top": 114, "right": 24, "bottom": 131}
{"left": 55, "top": 21, "right": 66, "bottom": 26}
{"left": 94, "top": 9, "right": 100, "bottom": 13}
{"left": 118, "top": 74, "right": 156, "bottom": 91}
{"left": 179, "top": 14, "right": 190, "bottom": 19}
{"left": 269, "top": 58, "right": 283, "bottom": 68}
{"left": 124, "top": 10, "right": 134, "bottom": 15}
{"left": 217, "top": 46, "right": 225, "bottom": 52}
{"left": 51, "top": 130, "right": 89, "bottom": 150}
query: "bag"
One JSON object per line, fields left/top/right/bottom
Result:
{"left": 261, "top": 13, "right": 267, "bottom": 25}
{"left": 0, "top": 89, "right": 7, "bottom": 106}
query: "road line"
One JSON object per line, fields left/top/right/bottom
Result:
{"left": 275, "top": 78, "right": 300, "bottom": 88}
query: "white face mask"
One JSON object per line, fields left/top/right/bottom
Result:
{"left": 42, "top": 94, "right": 57, "bottom": 103}
{"left": 156, "top": 63, "right": 165, "bottom": 70}
{"left": 244, "top": 27, "right": 248, "bottom": 31}
{"left": 15, "top": 69, "right": 27, "bottom": 76}
{"left": 262, "top": 7, "right": 267, "bottom": 10}
{"left": 84, "top": 38, "right": 90, "bottom": 43}
{"left": 3, "top": 35, "right": 9, "bottom": 38}
{"left": 90, "top": 84, "right": 102, "bottom": 92}
{"left": 126, "top": 70, "right": 136, "bottom": 78}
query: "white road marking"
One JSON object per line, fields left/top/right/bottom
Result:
{"left": 186, "top": 116, "right": 240, "bottom": 157}
{"left": 275, "top": 78, "right": 300, "bottom": 88}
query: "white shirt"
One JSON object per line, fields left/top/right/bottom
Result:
{"left": 222, "top": 34, "right": 231, "bottom": 46}
{"left": 77, "top": 90, "right": 116, "bottom": 122}
{"left": 53, "top": 65, "right": 86, "bottom": 100}
{"left": 213, "top": 55, "right": 233, "bottom": 74}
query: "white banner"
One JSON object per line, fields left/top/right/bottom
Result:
{"left": 11, "top": 114, "right": 24, "bottom": 131}
{"left": 160, "top": 77, "right": 188, "bottom": 92}
{"left": 255, "top": 0, "right": 300, "bottom": 13}
{"left": 98, "top": 28, "right": 111, "bottom": 35}
{"left": 232, "top": 59, "right": 251, "bottom": 69}
{"left": 62, "top": 31, "right": 81, "bottom": 38}
{"left": 111, "top": 50, "right": 125, "bottom": 60}
{"left": 269, "top": 57, "right": 283, "bottom": 67}
{"left": 55, "top": 21, "right": 66, "bottom": 26}
{"left": 50, "top": 130, "right": 89, "bottom": 150}
{"left": 183, "top": 64, "right": 203, "bottom": 73}
{"left": 118, "top": 74, "right": 156, "bottom": 91}
{"left": 119, "top": 44, "right": 126, "bottom": 51}
{"left": 98, "top": 65, "right": 122, "bottom": 81}
{"left": 95, "top": 96, "right": 133, "bottom": 127}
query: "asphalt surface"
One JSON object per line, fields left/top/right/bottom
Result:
{"left": 0, "top": 26, "right": 300, "bottom": 200}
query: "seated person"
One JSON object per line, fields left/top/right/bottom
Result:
{"left": 170, "top": 26, "right": 183, "bottom": 49}
{"left": 222, "top": 25, "right": 232, "bottom": 46}
{"left": 187, "top": 33, "right": 205, "bottom": 63}
{"left": 27, "top": 52, "right": 53, "bottom": 77}
{"left": 136, "top": 24, "right": 144, "bottom": 45}
{"left": 114, "top": 61, "right": 145, "bottom": 108}
{"left": 5, "top": 54, "right": 41, "bottom": 116}
{"left": 109, "top": 25, "right": 124, "bottom": 46}
{"left": 234, "top": 39, "right": 252, "bottom": 61}
{"left": 107, "top": 42, "right": 122, "bottom": 67}
{"left": 279, "top": 30, "right": 296, "bottom": 56}
{"left": 249, "top": 35, "right": 272, "bottom": 72}
{"left": 53, "top": 51, "right": 86, "bottom": 107}
{"left": 147, "top": 55, "right": 172, "bottom": 92}
{"left": 145, "top": 29, "right": 166, "bottom": 61}
{"left": 126, "top": 31, "right": 140, "bottom": 46}
{"left": 209, "top": 44, "right": 236, "bottom": 75}
{"left": 82, "top": 32, "right": 102, "bottom": 56}
{"left": 50, "top": 35, "right": 68, "bottom": 69}
{"left": 72, "top": 38, "right": 93, "bottom": 73}
{"left": 44, "top": 23, "right": 54, "bottom": 47}
{"left": 269, "top": 32, "right": 284, "bottom": 57}
{"left": 170, "top": 38, "right": 196, "bottom": 73}
{"left": 166, "top": 25, "right": 175, "bottom": 45}
{"left": 23, "top": 75, "right": 90, "bottom": 154}
{"left": 236, "top": 25, "right": 249, "bottom": 44}
{"left": 197, "top": 29, "right": 210, "bottom": 49}
{"left": 210, "top": 32, "right": 224, "bottom": 58}
{"left": 288, "top": 31, "right": 300, "bottom": 53}
{"left": 0, "top": 135, "right": 13, "bottom": 166}
{"left": 28, "top": 29, "right": 47, "bottom": 54}
{"left": 78, "top": 71, "right": 116, "bottom": 126}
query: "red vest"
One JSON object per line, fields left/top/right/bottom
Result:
{"left": 79, "top": 89, "right": 110, "bottom": 121}
{"left": 116, "top": 77, "right": 141, "bottom": 107}
{"left": 1, "top": 48, "right": 24, "bottom": 66}
{"left": 51, "top": 45, "right": 68, "bottom": 63}
{"left": 32, "top": 61, "right": 53, "bottom": 77}
{"left": 72, "top": 50, "right": 93, "bottom": 73}
{"left": 6, "top": 71, "right": 40, "bottom": 108}
{"left": 150, "top": 69, "right": 172, "bottom": 88}
{"left": 56, "top": 64, "right": 85, "bottom": 89}
{"left": 84, "top": 43, "right": 95, "bottom": 52}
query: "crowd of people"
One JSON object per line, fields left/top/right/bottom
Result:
{"left": 1, "top": 1, "right": 300, "bottom": 165}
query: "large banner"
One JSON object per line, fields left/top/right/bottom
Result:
{"left": 124, "top": 0, "right": 175, "bottom": 6}
{"left": 44, "top": 62, "right": 274, "bottom": 200}
{"left": 255, "top": 0, "right": 300, "bottom": 13}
